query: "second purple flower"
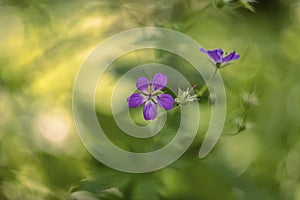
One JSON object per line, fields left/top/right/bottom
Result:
{"left": 200, "top": 47, "right": 240, "bottom": 67}
{"left": 127, "top": 73, "right": 174, "bottom": 121}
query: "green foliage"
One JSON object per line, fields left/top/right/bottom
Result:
{"left": 1, "top": 0, "right": 300, "bottom": 199}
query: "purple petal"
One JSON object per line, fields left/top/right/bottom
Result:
{"left": 152, "top": 73, "right": 167, "bottom": 91}
{"left": 127, "top": 93, "right": 146, "bottom": 108}
{"left": 232, "top": 54, "right": 240, "bottom": 60}
{"left": 200, "top": 48, "right": 207, "bottom": 53}
{"left": 143, "top": 101, "right": 157, "bottom": 120}
{"left": 207, "top": 49, "right": 223, "bottom": 63}
{"left": 136, "top": 77, "right": 150, "bottom": 92}
{"left": 156, "top": 94, "right": 174, "bottom": 110}
{"left": 222, "top": 50, "right": 240, "bottom": 64}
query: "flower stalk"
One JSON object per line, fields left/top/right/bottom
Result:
{"left": 127, "top": 47, "right": 241, "bottom": 121}
{"left": 196, "top": 67, "right": 218, "bottom": 97}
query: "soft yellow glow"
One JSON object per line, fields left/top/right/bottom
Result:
{"left": 35, "top": 109, "right": 71, "bottom": 144}
{"left": 95, "top": 73, "right": 116, "bottom": 115}
{"left": 0, "top": 6, "right": 24, "bottom": 58}
{"left": 80, "top": 17, "right": 104, "bottom": 30}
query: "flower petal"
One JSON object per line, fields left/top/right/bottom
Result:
{"left": 200, "top": 47, "right": 207, "bottom": 53}
{"left": 136, "top": 77, "right": 150, "bottom": 92}
{"left": 222, "top": 50, "right": 240, "bottom": 64}
{"left": 152, "top": 73, "right": 167, "bottom": 91}
{"left": 127, "top": 93, "right": 146, "bottom": 108}
{"left": 207, "top": 49, "right": 223, "bottom": 63}
{"left": 143, "top": 101, "right": 157, "bottom": 120}
{"left": 156, "top": 94, "right": 174, "bottom": 110}
{"left": 232, "top": 54, "right": 240, "bottom": 60}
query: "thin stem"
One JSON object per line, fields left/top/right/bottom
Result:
{"left": 197, "top": 84, "right": 208, "bottom": 97}
{"left": 167, "top": 105, "right": 180, "bottom": 114}
{"left": 154, "top": 105, "right": 180, "bottom": 122}
{"left": 197, "top": 67, "right": 218, "bottom": 97}
{"left": 189, "top": 84, "right": 197, "bottom": 94}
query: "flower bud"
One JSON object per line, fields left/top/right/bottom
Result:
{"left": 209, "top": 93, "right": 217, "bottom": 105}
{"left": 242, "top": 92, "right": 259, "bottom": 108}
{"left": 175, "top": 87, "right": 198, "bottom": 106}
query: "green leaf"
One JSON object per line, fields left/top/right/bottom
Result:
{"left": 75, "top": 171, "right": 130, "bottom": 194}
{"left": 131, "top": 175, "right": 163, "bottom": 200}
{"left": 238, "top": 0, "right": 255, "bottom": 12}
{"left": 71, "top": 191, "right": 101, "bottom": 200}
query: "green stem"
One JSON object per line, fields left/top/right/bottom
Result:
{"left": 168, "top": 105, "right": 180, "bottom": 114}
{"left": 156, "top": 105, "right": 180, "bottom": 119}
{"left": 197, "top": 84, "right": 208, "bottom": 97}
{"left": 197, "top": 67, "right": 218, "bottom": 97}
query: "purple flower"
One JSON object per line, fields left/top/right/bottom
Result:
{"left": 127, "top": 73, "right": 174, "bottom": 120}
{"left": 200, "top": 48, "right": 240, "bottom": 67}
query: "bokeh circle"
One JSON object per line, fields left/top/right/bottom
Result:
{"left": 72, "top": 27, "right": 226, "bottom": 173}
{"left": 112, "top": 63, "right": 195, "bottom": 138}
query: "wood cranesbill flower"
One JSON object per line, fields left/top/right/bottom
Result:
{"left": 127, "top": 73, "right": 174, "bottom": 120}
{"left": 200, "top": 48, "right": 240, "bottom": 68}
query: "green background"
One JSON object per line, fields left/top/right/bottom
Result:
{"left": 1, "top": 0, "right": 300, "bottom": 199}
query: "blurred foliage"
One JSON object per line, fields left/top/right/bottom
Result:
{"left": 1, "top": 0, "right": 300, "bottom": 199}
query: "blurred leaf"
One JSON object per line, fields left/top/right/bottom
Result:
{"left": 214, "top": 0, "right": 255, "bottom": 12}
{"left": 98, "top": 187, "right": 124, "bottom": 200}
{"left": 36, "top": 153, "right": 87, "bottom": 190}
{"left": 131, "top": 175, "right": 163, "bottom": 200}
{"left": 74, "top": 170, "right": 130, "bottom": 194}
{"left": 239, "top": 0, "right": 255, "bottom": 12}
{"left": 71, "top": 191, "right": 101, "bottom": 200}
